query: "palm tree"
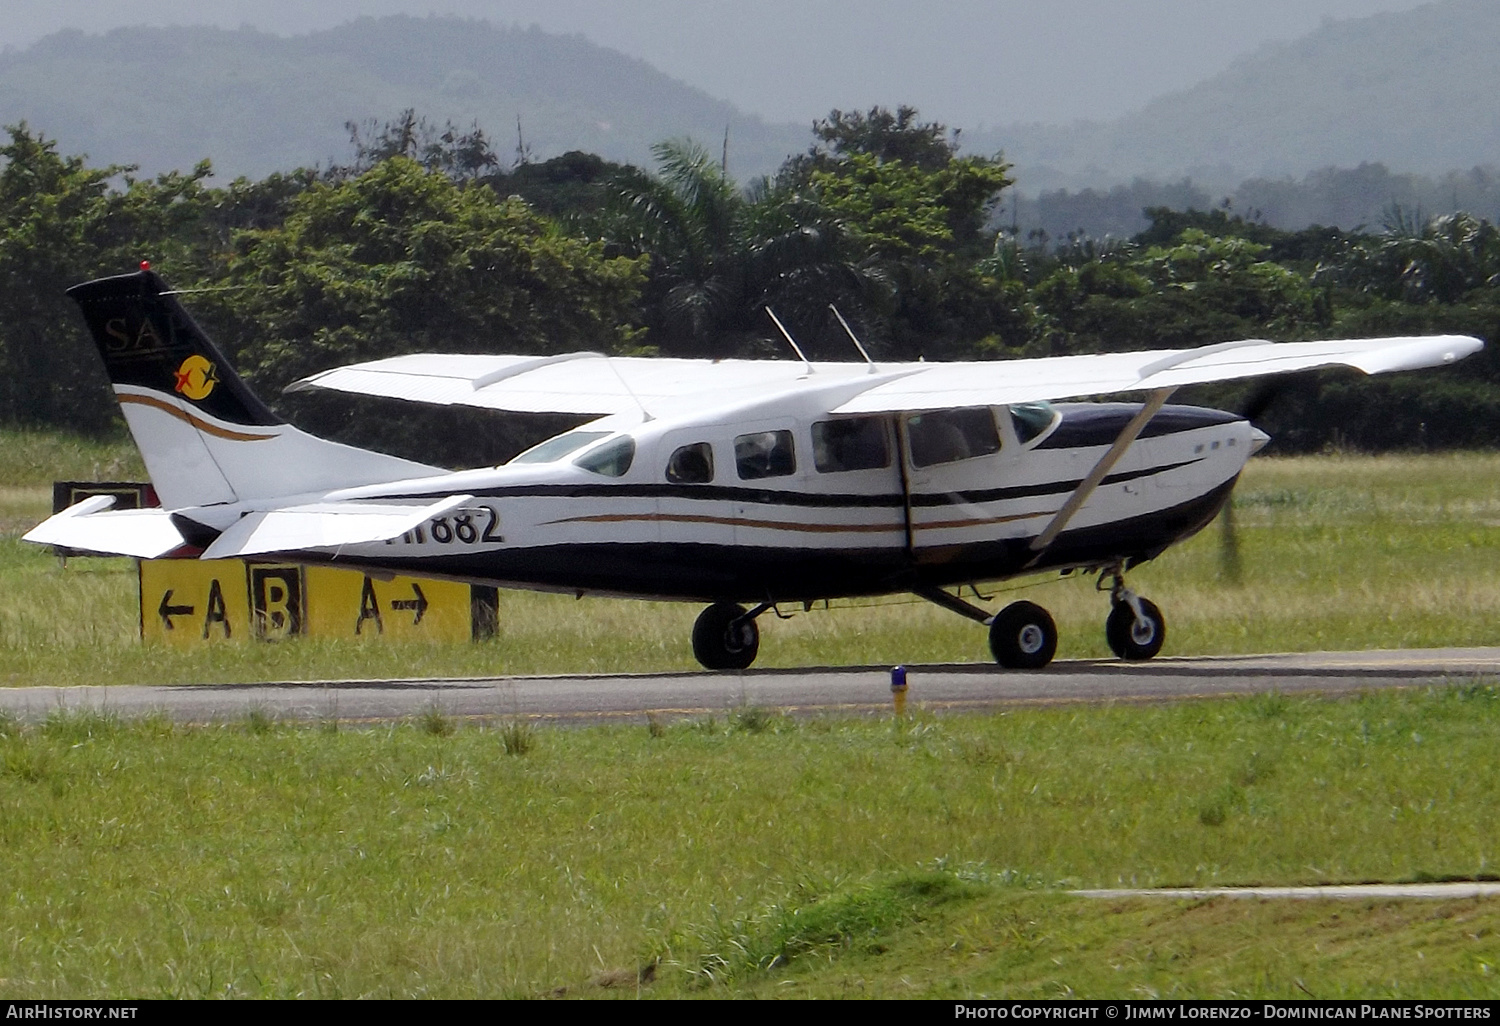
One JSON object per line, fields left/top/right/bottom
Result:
{"left": 1338, "top": 211, "right": 1500, "bottom": 304}
{"left": 599, "top": 140, "right": 890, "bottom": 356}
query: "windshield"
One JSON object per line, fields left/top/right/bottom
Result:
{"left": 574, "top": 436, "right": 636, "bottom": 477}
{"left": 1010, "top": 402, "right": 1059, "bottom": 445}
{"left": 509, "top": 430, "right": 611, "bottom": 465}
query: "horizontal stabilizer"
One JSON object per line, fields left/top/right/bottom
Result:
{"left": 200, "top": 494, "right": 476, "bottom": 560}
{"left": 23, "top": 496, "right": 187, "bottom": 558}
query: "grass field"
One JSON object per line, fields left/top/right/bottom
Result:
{"left": 0, "top": 690, "right": 1497, "bottom": 998}
{"left": 1, "top": 432, "right": 1499, "bottom": 684}
{"left": 3, "top": 431, "right": 1500, "bottom": 998}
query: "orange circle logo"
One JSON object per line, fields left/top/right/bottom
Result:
{"left": 173, "top": 355, "right": 218, "bottom": 401}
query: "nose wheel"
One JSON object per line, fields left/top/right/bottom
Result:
{"left": 1102, "top": 570, "right": 1166, "bottom": 661}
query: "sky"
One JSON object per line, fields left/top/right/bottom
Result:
{"left": 0, "top": 0, "right": 1437, "bottom": 129}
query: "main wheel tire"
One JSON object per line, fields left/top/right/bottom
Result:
{"left": 1105, "top": 597, "right": 1166, "bottom": 661}
{"left": 691, "top": 602, "right": 761, "bottom": 670}
{"left": 988, "top": 601, "right": 1058, "bottom": 670}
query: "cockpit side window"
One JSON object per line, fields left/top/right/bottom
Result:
{"left": 666, "top": 442, "right": 714, "bottom": 484}
{"left": 906, "top": 408, "right": 1001, "bottom": 468}
{"left": 1010, "top": 402, "right": 1059, "bottom": 445}
{"left": 813, "top": 417, "right": 890, "bottom": 473}
{"left": 574, "top": 436, "right": 636, "bottom": 477}
{"left": 734, "top": 430, "right": 796, "bottom": 480}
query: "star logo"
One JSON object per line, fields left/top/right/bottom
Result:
{"left": 173, "top": 355, "right": 218, "bottom": 401}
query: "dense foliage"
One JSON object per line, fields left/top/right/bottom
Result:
{"left": 3, "top": 108, "right": 1500, "bottom": 460}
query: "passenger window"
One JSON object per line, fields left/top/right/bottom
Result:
{"left": 1010, "top": 402, "right": 1058, "bottom": 445}
{"left": 906, "top": 408, "right": 1001, "bottom": 468}
{"left": 574, "top": 436, "right": 635, "bottom": 477}
{"left": 813, "top": 418, "right": 890, "bottom": 473}
{"left": 734, "top": 430, "right": 796, "bottom": 480}
{"left": 666, "top": 442, "right": 714, "bottom": 484}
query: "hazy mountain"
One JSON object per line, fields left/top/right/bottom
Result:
{"left": 978, "top": 0, "right": 1500, "bottom": 197}
{"left": 0, "top": 16, "right": 809, "bottom": 180}
{"left": 4, "top": 2, "right": 1498, "bottom": 220}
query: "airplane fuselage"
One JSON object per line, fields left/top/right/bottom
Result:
{"left": 200, "top": 388, "right": 1260, "bottom": 605}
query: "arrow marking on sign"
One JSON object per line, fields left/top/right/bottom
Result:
{"left": 390, "top": 583, "right": 428, "bottom": 626}
{"left": 158, "top": 590, "right": 195, "bottom": 631}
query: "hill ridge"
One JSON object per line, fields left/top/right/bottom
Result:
{"left": 0, "top": 16, "right": 808, "bottom": 180}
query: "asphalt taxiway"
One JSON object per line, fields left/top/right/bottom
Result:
{"left": 2, "top": 647, "right": 1497, "bottom": 726}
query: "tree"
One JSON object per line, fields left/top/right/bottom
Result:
{"left": 790, "top": 108, "right": 1017, "bottom": 358}
{"left": 338, "top": 109, "right": 501, "bottom": 182}
{"left": 1337, "top": 212, "right": 1500, "bottom": 305}
{"left": 205, "top": 157, "right": 646, "bottom": 460}
{"left": 809, "top": 106, "right": 959, "bottom": 171}
{"left": 0, "top": 123, "right": 216, "bottom": 432}
{"left": 1030, "top": 229, "right": 1321, "bottom": 356}
{"left": 598, "top": 139, "right": 887, "bottom": 357}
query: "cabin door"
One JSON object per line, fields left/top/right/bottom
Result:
{"left": 900, "top": 407, "right": 1018, "bottom": 562}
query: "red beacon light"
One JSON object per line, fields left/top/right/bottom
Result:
{"left": 140, "top": 261, "right": 151, "bottom": 271}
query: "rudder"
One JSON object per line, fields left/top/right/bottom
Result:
{"left": 67, "top": 267, "right": 282, "bottom": 433}
{"left": 68, "top": 268, "right": 439, "bottom": 509}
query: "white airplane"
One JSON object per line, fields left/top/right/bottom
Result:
{"left": 27, "top": 267, "right": 1483, "bottom": 669}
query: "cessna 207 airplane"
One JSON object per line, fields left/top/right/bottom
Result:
{"left": 26, "top": 267, "right": 1484, "bottom": 669}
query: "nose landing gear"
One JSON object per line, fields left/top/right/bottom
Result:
{"left": 1101, "top": 568, "right": 1166, "bottom": 661}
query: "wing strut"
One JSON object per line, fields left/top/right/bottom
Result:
{"left": 1026, "top": 387, "right": 1176, "bottom": 564}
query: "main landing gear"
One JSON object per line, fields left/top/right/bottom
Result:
{"left": 917, "top": 587, "right": 1061, "bottom": 670}
{"left": 692, "top": 601, "right": 766, "bottom": 670}
{"left": 987, "top": 600, "right": 1058, "bottom": 670}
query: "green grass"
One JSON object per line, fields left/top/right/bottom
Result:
{"left": 4, "top": 440, "right": 1500, "bottom": 684}
{"left": 6, "top": 435, "right": 1500, "bottom": 997}
{"left": 0, "top": 688, "right": 1498, "bottom": 997}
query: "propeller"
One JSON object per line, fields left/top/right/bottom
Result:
{"left": 1218, "top": 381, "right": 1288, "bottom": 583}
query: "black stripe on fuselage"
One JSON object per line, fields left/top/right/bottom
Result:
{"left": 907, "top": 457, "right": 1204, "bottom": 507}
{"left": 285, "top": 478, "right": 1236, "bottom": 604}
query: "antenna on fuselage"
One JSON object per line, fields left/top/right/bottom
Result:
{"left": 602, "top": 355, "right": 654, "bottom": 422}
{"left": 765, "top": 307, "right": 813, "bottom": 374}
{"left": 829, "top": 305, "right": 877, "bottom": 373}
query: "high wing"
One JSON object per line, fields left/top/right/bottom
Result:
{"left": 285, "top": 352, "right": 886, "bottom": 415}
{"left": 286, "top": 336, "right": 1484, "bottom": 415}
{"left": 832, "top": 335, "right": 1483, "bottom": 413}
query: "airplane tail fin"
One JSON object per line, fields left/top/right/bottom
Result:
{"left": 67, "top": 268, "right": 440, "bottom": 509}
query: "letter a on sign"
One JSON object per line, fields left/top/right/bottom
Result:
{"left": 356, "top": 576, "right": 384, "bottom": 635}
{"left": 202, "top": 579, "right": 230, "bottom": 639}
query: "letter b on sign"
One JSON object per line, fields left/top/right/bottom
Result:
{"left": 251, "top": 565, "right": 305, "bottom": 640}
